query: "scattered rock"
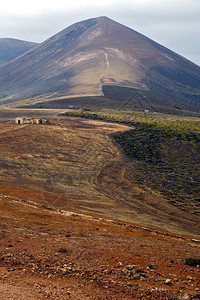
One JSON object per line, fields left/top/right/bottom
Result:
{"left": 191, "top": 239, "right": 200, "bottom": 244}
{"left": 58, "top": 248, "right": 68, "bottom": 253}
{"left": 165, "top": 279, "right": 172, "bottom": 285}
{"left": 63, "top": 264, "right": 68, "bottom": 268}
{"left": 103, "top": 269, "right": 112, "bottom": 274}
{"left": 125, "top": 264, "right": 136, "bottom": 270}
{"left": 118, "top": 262, "right": 123, "bottom": 267}
{"left": 147, "top": 263, "right": 154, "bottom": 269}
{"left": 126, "top": 283, "right": 134, "bottom": 287}
{"left": 4, "top": 253, "right": 14, "bottom": 257}
{"left": 181, "top": 294, "right": 191, "bottom": 300}
{"left": 122, "top": 268, "right": 136, "bottom": 278}
{"left": 135, "top": 269, "right": 146, "bottom": 277}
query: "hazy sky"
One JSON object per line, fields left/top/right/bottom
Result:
{"left": 1, "top": 0, "right": 200, "bottom": 65}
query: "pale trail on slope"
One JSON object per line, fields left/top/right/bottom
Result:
{"left": 97, "top": 51, "right": 110, "bottom": 96}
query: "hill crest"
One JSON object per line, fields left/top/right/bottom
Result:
{"left": 0, "top": 17, "right": 199, "bottom": 108}
{"left": 0, "top": 38, "right": 38, "bottom": 68}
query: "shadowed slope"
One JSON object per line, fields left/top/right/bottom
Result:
{"left": 0, "top": 38, "right": 38, "bottom": 67}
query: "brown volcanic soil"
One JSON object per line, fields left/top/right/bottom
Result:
{"left": 0, "top": 193, "right": 200, "bottom": 299}
{"left": 0, "top": 116, "right": 199, "bottom": 237}
{"left": 0, "top": 115, "right": 200, "bottom": 298}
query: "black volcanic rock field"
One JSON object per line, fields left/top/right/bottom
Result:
{"left": 0, "top": 17, "right": 199, "bottom": 109}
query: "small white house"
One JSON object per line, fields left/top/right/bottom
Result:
{"left": 15, "top": 117, "right": 50, "bottom": 125}
{"left": 15, "top": 117, "right": 31, "bottom": 124}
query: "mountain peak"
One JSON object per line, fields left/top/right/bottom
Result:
{"left": 0, "top": 17, "right": 199, "bottom": 108}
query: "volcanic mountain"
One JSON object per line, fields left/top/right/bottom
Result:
{"left": 0, "top": 17, "right": 199, "bottom": 108}
{"left": 0, "top": 38, "right": 38, "bottom": 68}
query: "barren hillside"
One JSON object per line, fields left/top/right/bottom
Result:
{"left": 0, "top": 17, "right": 199, "bottom": 108}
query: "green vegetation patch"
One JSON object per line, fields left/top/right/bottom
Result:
{"left": 113, "top": 123, "right": 200, "bottom": 209}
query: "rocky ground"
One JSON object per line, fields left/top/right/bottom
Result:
{"left": 0, "top": 193, "right": 200, "bottom": 299}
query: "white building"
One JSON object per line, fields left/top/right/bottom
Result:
{"left": 15, "top": 117, "right": 31, "bottom": 124}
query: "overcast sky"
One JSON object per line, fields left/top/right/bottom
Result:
{"left": 1, "top": 0, "right": 200, "bottom": 65}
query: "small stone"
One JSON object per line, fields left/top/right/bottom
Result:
{"left": 165, "top": 279, "right": 172, "bottom": 285}
{"left": 147, "top": 263, "right": 154, "bottom": 269}
{"left": 4, "top": 253, "right": 14, "bottom": 257}
{"left": 191, "top": 239, "right": 200, "bottom": 244}
{"left": 122, "top": 268, "right": 135, "bottom": 277}
{"left": 118, "top": 262, "right": 123, "bottom": 267}
{"left": 58, "top": 248, "right": 68, "bottom": 253}
{"left": 127, "top": 283, "right": 134, "bottom": 287}
{"left": 125, "top": 264, "right": 136, "bottom": 270}
{"left": 169, "top": 259, "right": 174, "bottom": 263}
{"left": 181, "top": 294, "right": 191, "bottom": 300}
{"left": 187, "top": 276, "right": 193, "bottom": 281}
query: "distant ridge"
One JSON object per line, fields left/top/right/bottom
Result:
{"left": 0, "top": 38, "right": 38, "bottom": 68}
{"left": 0, "top": 17, "right": 199, "bottom": 109}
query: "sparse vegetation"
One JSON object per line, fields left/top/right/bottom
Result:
{"left": 113, "top": 124, "right": 200, "bottom": 208}
{"left": 61, "top": 109, "right": 200, "bottom": 214}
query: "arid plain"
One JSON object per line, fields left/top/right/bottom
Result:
{"left": 0, "top": 109, "right": 200, "bottom": 299}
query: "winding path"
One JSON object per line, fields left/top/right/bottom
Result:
{"left": 97, "top": 51, "right": 110, "bottom": 95}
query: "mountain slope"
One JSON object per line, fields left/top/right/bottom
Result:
{"left": 0, "top": 38, "right": 38, "bottom": 67}
{"left": 0, "top": 17, "right": 199, "bottom": 107}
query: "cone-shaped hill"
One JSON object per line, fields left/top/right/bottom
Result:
{"left": 0, "top": 17, "right": 199, "bottom": 108}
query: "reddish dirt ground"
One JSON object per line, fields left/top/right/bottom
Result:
{"left": 0, "top": 194, "right": 200, "bottom": 299}
{"left": 0, "top": 114, "right": 200, "bottom": 299}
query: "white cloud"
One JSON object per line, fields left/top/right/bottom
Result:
{"left": 1, "top": 0, "right": 115, "bottom": 14}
